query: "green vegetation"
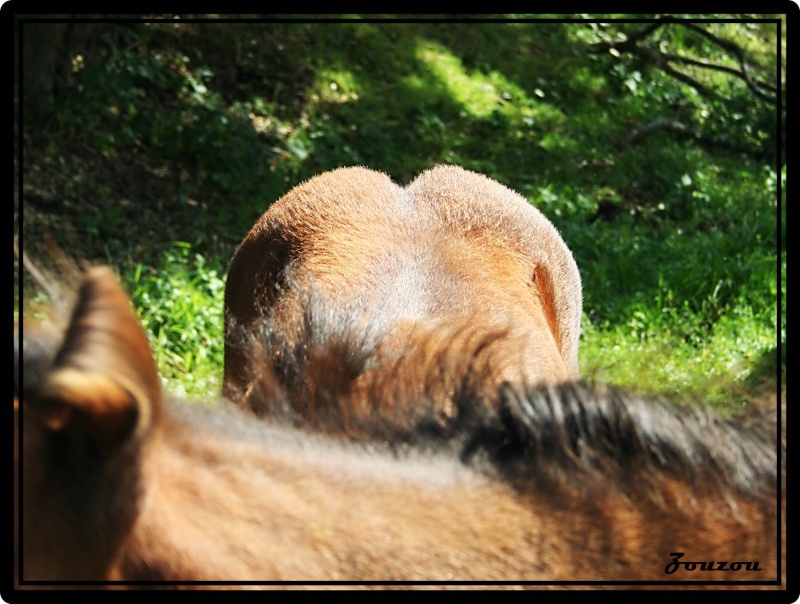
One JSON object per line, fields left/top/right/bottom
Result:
{"left": 125, "top": 242, "right": 226, "bottom": 399}
{"left": 16, "top": 16, "right": 784, "bottom": 411}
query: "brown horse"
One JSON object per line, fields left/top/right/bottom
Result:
{"left": 14, "top": 267, "right": 784, "bottom": 589}
{"left": 222, "top": 165, "right": 583, "bottom": 431}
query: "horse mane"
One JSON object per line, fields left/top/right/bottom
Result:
{"left": 23, "top": 263, "right": 780, "bottom": 508}
{"left": 454, "top": 381, "right": 781, "bottom": 501}
{"left": 226, "top": 277, "right": 781, "bottom": 505}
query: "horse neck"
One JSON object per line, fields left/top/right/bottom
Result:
{"left": 532, "top": 474, "right": 780, "bottom": 581}
{"left": 116, "top": 404, "right": 525, "bottom": 582}
{"left": 109, "top": 404, "right": 607, "bottom": 583}
{"left": 119, "top": 409, "right": 321, "bottom": 581}
{"left": 114, "top": 403, "right": 781, "bottom": 584}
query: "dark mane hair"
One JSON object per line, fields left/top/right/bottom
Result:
{"left": 456, "top": 381, "right": 780, "bottom": 501}
{"left": 226, "top": 278, "right": 781, "bottom": 506}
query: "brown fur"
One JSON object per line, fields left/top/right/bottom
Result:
{"left": 15, "top": 267, "right": 784, "bottom": 589}
{"left": 223, "top": 166, "right": 583, "bottom": 427}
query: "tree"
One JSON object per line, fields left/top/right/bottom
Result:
{"left": 17, "top": 15, "right": 110, "bottom": 122}
{"left": 585, "top": 17, "right": 783, "bottom": 162}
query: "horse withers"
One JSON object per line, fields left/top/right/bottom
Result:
{"left": 222, "top": 165, "right": 582, "bottom": 432}
{"left": 14, "top": 267, "right": 783, "bottom": 588}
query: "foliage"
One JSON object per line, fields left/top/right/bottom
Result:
{"left": 18, "top": 16, "right": 784, "bottom": 409}
{"left": 571, "top": 18, "right": 783, "bottom": 164}
{"left": 125, "top": 242, "right": 225, "bottom": 398}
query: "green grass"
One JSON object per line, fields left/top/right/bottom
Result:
{"left": 19, "top": 18, "right": 783, "bottom": 411}
{"left": 124, "top": 243, "right": 226, "bottom": 400}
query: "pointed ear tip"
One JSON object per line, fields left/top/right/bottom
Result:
{"left": 85, "top": 265, "right": 116, "bottom": 279}
{"left": 64, "top": 264, "right": 163, "bottom": 409}
{"left": 83, "top": 266, "right": 123, "bottom": 293}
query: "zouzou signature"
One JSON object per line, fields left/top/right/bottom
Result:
{"left": 664, "top": 552, "right": 762, "bottom": 574}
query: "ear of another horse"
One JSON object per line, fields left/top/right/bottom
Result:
{"left": 33, "top": 266, "right": 162, "bottom": 454}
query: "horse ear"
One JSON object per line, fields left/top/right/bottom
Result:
{"left": 32, "top": 267, "right": 162, "bottom": 454}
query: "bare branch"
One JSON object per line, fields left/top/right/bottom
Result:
{"left": 680, "top": 22, "right": 754, "bottom": 61}
{"left": 657, "top": 60, "right": 720, "bottom": 101}
{"left": 626, "top": 117, "right": 763, "bottom": 158}
{"left": 661, "top": 52, "right": 777, "bottom": 103}
{"left": 677, "top": 22, "right": 777, "bottom": 104}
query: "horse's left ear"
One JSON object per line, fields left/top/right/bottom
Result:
{"left": 30, "top": 267, "right": 163, "bottom": 456}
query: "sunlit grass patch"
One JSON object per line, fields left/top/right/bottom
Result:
{"left": 125, "top": 242, "right": 225, "bottom": 401}
{"left": 580, "top": 306, "right": 778, "bottom": 411}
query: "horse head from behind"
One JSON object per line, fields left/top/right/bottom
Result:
{"left": 223, "top": 165, "right": 583, "bottom": 433}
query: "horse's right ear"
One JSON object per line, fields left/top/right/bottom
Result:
{"left": 29, "top": 267, "right": 162, "bottom": 455}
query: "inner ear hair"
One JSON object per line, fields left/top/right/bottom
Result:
{"left": 35, "top": 367, "right": 140, "bottom": 453}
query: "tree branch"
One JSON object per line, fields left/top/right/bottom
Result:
{"left": 657, "top": 61, "right": 720, "bottom": 101}
{"left": 626, "top": 117, "right": 764, "bottom": 158}
{"left": 662, "top": 52, "right": 772, "bottom": 92}
{"left": 587, "top": 21, "right": 778, "bottom": 105}
{"left": 676, "top": 23, "right": 777, "bottom": 104}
